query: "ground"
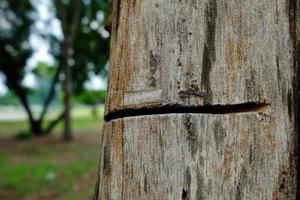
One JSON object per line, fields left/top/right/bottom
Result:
{"left": 0, "top": 106, "right": 104, "bottom": 200}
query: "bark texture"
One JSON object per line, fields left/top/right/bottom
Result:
{"left": 96, "top": 0, "right": 299, "bottom": 199}
{"left": 98, "top": 113, "right": 295, "bottom": 199}
{"left": 105, "top": 0, "right": 297, "bottom": 115}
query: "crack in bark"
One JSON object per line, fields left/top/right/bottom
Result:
{"left": 104, "top": 102, "right": 269, "bottom": 122}
{"left": 287, "top": 0, "right": 300, "bottom": 198}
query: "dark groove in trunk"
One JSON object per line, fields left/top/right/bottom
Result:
{"left": 104, "top": 102, "right": 269, "bottom": 122}
{"left": 115, "top": 0, "right": 121, "bottom": 33}
{"left": 287, "top": 0, "right": 299, "bottom": 198}
{"left": 201, "top": 0, "right": 217, "bottom": 104}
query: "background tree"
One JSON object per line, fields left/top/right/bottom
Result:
{"left": 0, "top": 0, "right": 62, "bottom": 136}
{"left": 0, "top": 1, "right": 34, "bottom": 129}
{"left": 53, "top": 0, "right": 110, "bottom": 141}
{"left": 0, "top": 0, "right": 110, "bottom": 139}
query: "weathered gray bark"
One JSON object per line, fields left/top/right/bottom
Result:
{"left": 95, "top": 0, "right": 299, "bottom": 199}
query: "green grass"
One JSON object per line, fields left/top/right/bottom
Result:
{"left": 0, "top": 106, "right": 103, "bottom": 200}
{"left": 1, "top": 162, "right": 59, "bottom": 195}
{"left": 0, "top": 144, "right": 100, "bottom": 199}
{"left": 0, "top": 159, "right": 98, "bottom": 195}
{"left": 0, "top": 121, "right": 29, "bottom": 137}
{"left": 52, "top": 115, "right": 104, "bottom": 131}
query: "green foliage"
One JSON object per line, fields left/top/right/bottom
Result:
{"left": 0, "top": 91, "right": 20, "bottom": 105}
{"left": 53, "top": 0, "right": 110, "bottom": 94}
{"left": 30, "top": 62, "right": 60, "bottom": 105}
{"left": 0, "top": 0, "right": 110, "bottom": 102}
{"left": 32, "top": 62, "right": 56, "bottom": 80}
{"left": 0, "top": 0, "right": 34, "bottom": 94}
{"left": 0, "top": 0, "right": 110, "bottom": 100}
{"left": 0, "top": 0, "right": 110, "bottom": 136}
{"left": 74, "top": 89, "right": 106, "bottom": 105}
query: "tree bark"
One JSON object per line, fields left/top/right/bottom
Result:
{"left": 96, "top": 0, "right": 299, "bottom": 199}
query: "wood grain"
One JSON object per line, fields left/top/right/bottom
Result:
{"left": 98, "top": 112, "right": 296, "bottom": 199}
{"left": 105, "top": 0, "right": 296, "bottom": 116}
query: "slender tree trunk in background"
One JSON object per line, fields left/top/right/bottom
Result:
{"left": 57, "top": 0, "right": 82, "bottom": 141}
{"left": 95, "top": 1, "right": 299, "bottom": 199}
{"left": 62, "top": 42, "right": 73, "bottom": 141}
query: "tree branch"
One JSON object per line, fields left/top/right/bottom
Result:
{"left": 14, "top": 85, "right": 35, "bottom": 124}
{"left": 45, "top": 111, "right": 65, "bottom": 134}
{"left": 39, "top": 66, "right": 61, "bottom": 123}
{"left": 0, "top": 45, "right": 35, "bottom": 124}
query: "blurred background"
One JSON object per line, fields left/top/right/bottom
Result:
{"left": 0, "top": 0, "right": 110, "bottom": 199}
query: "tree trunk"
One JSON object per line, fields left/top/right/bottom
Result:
{"left": 57, "top": 0, "right": 82, "bottom": 141}
{"left": 30, "top": 120, "right": 43, "bottom": 136}
{"left": 95, "top": 0, "right": 299, "bottom": 199}
{"left": 12, "top": 84, "right": 45, "bottom": 136}
{"left": 62, "top": 42, "right": 73, "bottom": 141}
